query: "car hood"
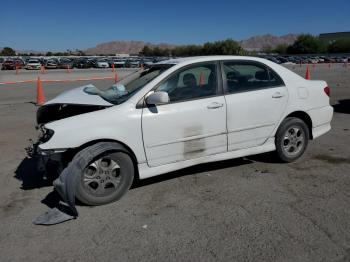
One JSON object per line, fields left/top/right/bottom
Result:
{"left": 37, "top": 84, "right": 113, "bottom": 125}
{"left": 45, "top": 85, "right": 113, "bottom": 106}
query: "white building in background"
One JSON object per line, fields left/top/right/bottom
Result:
{"left": 115, "top": 53, "right": 130, "bottom": 57}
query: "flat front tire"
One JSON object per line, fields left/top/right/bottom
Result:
{"left": 75, "top": 147, "right": 134, "bottom": 206}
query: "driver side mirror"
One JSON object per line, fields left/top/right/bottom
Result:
{"left": 146, "top": 91, "right": 169, "bottom": 105}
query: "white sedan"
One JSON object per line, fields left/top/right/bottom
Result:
{"left": 32, "top": 56, "right": 333, "bottom": 209}
{"left": 25, "top": 59, "right": 41, "bottom": 70}
{"left": 94, "top": 59, "right": 109, "bottom": 68}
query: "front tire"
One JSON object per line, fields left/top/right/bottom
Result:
{"left": 275, "top": 117, "right": 309, "bottom": 162}
{"left": 74, "top": 147, "right": 134, "bottom": 206}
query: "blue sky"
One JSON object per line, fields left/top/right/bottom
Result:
{"left": 1, "top": 0, "right": 349, "bottom": 51}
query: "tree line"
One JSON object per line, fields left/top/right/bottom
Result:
{"left": 262, "top": 34, "right": 350, "bottom": 54}
{"left": 141, "top": 39, "right": 246, "bottom": 57}
{"left": 141, "top": 34, "right": 350, "bottom": 56}
{"left": 0, "top": 47, "right": 86, "bottom": 56}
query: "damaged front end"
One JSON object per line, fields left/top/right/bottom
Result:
{"left": 25, "top": 125, "right": 64, "bottom": 181}
{"left": 26, "top": 122, "right": 78, "bottom": 225}
{"left": 28, "top": 88, "right": 111, "bottom": 175}
{"left": 29, "top": 102, "right": 109, "bottom": 178}
{"left": 28, "top": 84, "right": 113, "bottom": 224}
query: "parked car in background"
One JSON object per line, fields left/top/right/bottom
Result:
{"left": 266, "top": 57, "right": 281, "bottom": 64}
{"left": 140, "top": 58, "right": 154, "bottom": 68}
{"left": 25, "top": 59, "right": 41, "bottom": 70}
{"left": 1, "top": 59, "right": 25, "bottom": 70}
{"left": 308, "top": 57, "right": 318, "bottom": 64}
{"left": 124, "top": 58, "right": 140, "bottom": 68}
{"left": 44, "top": 59, "right": 58, "bottom": 69}
{"left": 340, "top": 57, "right": 349, "bottom": 63}
{"left": 318, "top": 57, "right": 325, "bottom": 63}
{"left": 292, "top": 57, "right": 302, "bottom": 64}
{"left": 323, "top": 57, "right": 331, "bottom": 63}
{"left": 58, "top": 58, "right": 73, "bottom": 69}
{"left": 331, "top": 57, "right": 338, "bottom": 63}
{"left": 93, "top": 59, "right": 109, "bottom": 68}
{"left": 109, "top": 58, "right": 126, "bottom": 68}
{"left": 277, "top": 56, "right": 288, "bottom": 63}
{"left": 73, "top": 58, "right": 93, "bottom": 69}
{"left": 32, "top": 56, "right": 333, "bottom": 209}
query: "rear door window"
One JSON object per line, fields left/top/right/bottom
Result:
{"left": 223, "top": 61, "right": 284, "bottom": 94}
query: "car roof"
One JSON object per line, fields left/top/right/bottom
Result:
{"left": 156, "top": 55, "right": 273, "bottom": 66}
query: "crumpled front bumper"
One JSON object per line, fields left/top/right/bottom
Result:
{"left": 25, "top": 139, "right": 66, "bottom": 179}
{"left": 27, "top": 139, "right": 78, "bottom": 225}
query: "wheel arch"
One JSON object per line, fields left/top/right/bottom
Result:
{"left": 63, "top": 139, "right": 140, "bottom": 180}
{"left": 283, "top": 111, "right": 313, "bottom": 139}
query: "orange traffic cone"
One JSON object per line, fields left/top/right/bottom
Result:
{"left": 114, "top": 72, "right": 118, "bottom": 83}
{"left": 15, "top": 65, "right": 19, "bottom": 75}
{"left": 41, "top": 65, "right": 46, "bottom": 74}
{"left": 199, "top": 72, "right": 205, "bottom": 86}
{"left": 305, "top": 65, "right": 311, "bottom": 80}
{"left": 112, "top": 63, "right": 115, "bottom": 72}
{"left": 36, "top": 77, "right": 46, "bottom": 106}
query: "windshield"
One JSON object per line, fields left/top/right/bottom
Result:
{"left": 84, "top": 64, "right": 173, "bottom": 105}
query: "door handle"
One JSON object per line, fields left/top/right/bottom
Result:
{"left": 272, "top": 92, "right": 284, "bottom": 98}
{"left": 207, "top": 102, "right": 224, "bottom": 109}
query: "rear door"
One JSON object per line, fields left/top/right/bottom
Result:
{"left": 222, "top": 60, "right": 288, "bottom": 151}
{"left": 142, "top": 62, "right": 227, "bottom": 167}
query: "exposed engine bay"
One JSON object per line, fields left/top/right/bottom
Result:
{"left": 37, "top": 103, "right": 107, "bottom": 125}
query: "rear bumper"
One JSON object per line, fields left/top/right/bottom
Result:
{"left": 312, "top": 123, "right": 331, "bottom": 139}
{"left": 307, "top": 105, "right": 333, "bottom": 139}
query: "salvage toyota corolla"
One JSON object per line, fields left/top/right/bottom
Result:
{"left": 30, "top": 56, "right": 333, "bottom": 209}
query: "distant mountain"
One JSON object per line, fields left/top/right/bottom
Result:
{"left": 85, "top": 41, "right": 177, "bottom": 55}
{"left": 84, "top": 34, "right": 299, "bottom": 55}
{"left": 239, "top": 34, "right": 299, "bottom": 51}
{"left": 17, "top": 49, "right": 44, "bottom": 54}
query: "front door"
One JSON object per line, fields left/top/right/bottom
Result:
{"left": 142, "top": 62, "right": 227, "bottom": 167}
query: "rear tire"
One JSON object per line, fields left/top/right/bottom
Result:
{"left": 275, "top": 117, "right": 309, "bottom": 162}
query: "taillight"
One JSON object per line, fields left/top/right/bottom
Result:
{"left": 324, "top": 86, "right": 330, "bottom": 97}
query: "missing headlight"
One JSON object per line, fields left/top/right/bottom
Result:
{"left": 38, "top": 126, "right": 55, "bottom": 143}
